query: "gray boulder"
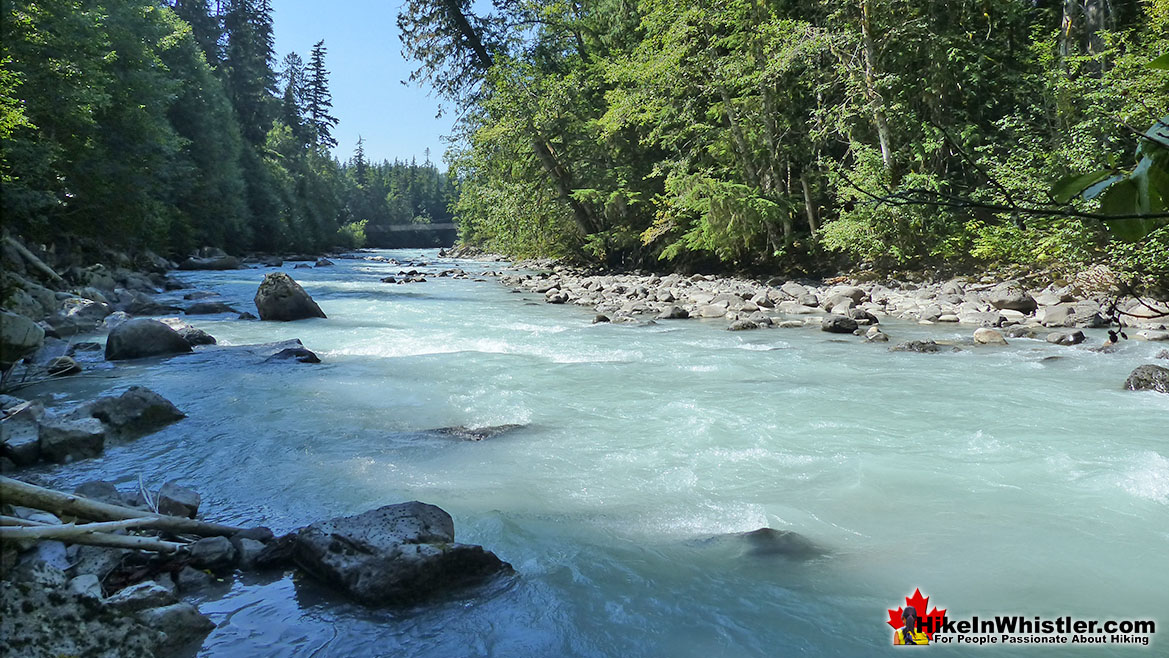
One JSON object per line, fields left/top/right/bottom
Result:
{"left": 890, "top": 340, "right": 942, "bottom": 353}
{"left": 973, "top": 328, "right": 1008, "bottom": 345}
{"left": 38, "top": 415, "right": 105, "bottom": 463}
{"left": 189, "top": 536, "right": 236, "bottom": 570}
{"left": 105, "top": 581, "right": 177, "bottom": 613}
{"left": 184, "top": 301, "right": 238, "bottom": 315}
{"left": 178, "top": 255, "right": 242, "bottom": 270}
{"left": 1046, "top": 330, "right": 1085, "bottom": 346}
{"left": 254, "top": 273, "right": 326, "bottom": 321}
{"left": 1124, "top": 365, "right": 1169, "bottom": 394}
{"left": 1, "top": 309, "right": 45, "bottom": 367}
{"left": 47, "top": 355, "right": 82, "bottom": 376}
{"left": 135, "top": 602, "right": 215, "bottom": 650}
{"left": 264, "top": 347, "right": 321, "bottom": 364}
{"left": 987, "top": 282, "right": 1037, "bottom": 313}
{"left": 820, "top": 315, "right": 858, "bottom": 334}
{"left": 293, "top": 502, "right": 513, "bottom": 605}
{"left": 157, "top": 481, "right": 200, "bottom": 518}
{"left": 656, "top": 306, "right": 689, "bottom": 320}
{"left": 178, "top": 326, "right": 216, "bottom": 346}
{"left": 85, "top": 386, "right": 185, "bottom": 436}
{"left": 1, "top": 404, "right": 42, "bottom": 466}
{"left": 105, "top": 319, "right": 193, "bottom": 360}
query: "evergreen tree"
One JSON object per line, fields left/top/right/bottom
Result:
{"left": 222, "top": 0, "right": 276, "bottom": 146}
{"left": 170, "top": 0, "right": 221, "bottom": 67}
{"left": 278, "top": 51, "right": 309, "bottom": 146}
{"left": 306, "top": 39, "right": 338, "bottom": 148}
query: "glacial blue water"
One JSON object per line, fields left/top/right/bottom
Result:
{"left": 25, "top": 249, "right": 1169, "bottom": 656}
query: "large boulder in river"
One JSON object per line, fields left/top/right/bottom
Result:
{"left": 293, "top": 502, "right": 512, "bottom": 606}
{"left": 987, "top": 282, "right": 1037, "bottom": 313}
{"left": 105, "top": 319, "right": 193, "bottom": 361}
{"left": 253, "top": 273, "right": 326, "bottom": 321}
{"left": 84, "top": 386, "right": 186, "bottom": 437}
{"left": 1, "top": 310, "right": 45, "bottom": 367}
{"left": 1124, "top": 365, "right": 1169, "bottom": 394}
{"left": 820, "top": 315, "right": 858, "bottom": 334}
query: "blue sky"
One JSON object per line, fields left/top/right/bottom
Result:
{"left": 271, "top": 0, "right": 453, "bottom": 167}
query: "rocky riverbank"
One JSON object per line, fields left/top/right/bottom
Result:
{"left": 2, "top": 244, "right": 516, "bottom": 656}
{"left": 488, "top": 259, "right": 1169, "bottom": 391}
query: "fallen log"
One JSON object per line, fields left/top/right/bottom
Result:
{"left": 0, "top": 476, "right": 244, "bottom": 537}
{"left": 0, "top": 524, "right": 187, "bottom": 552}
{"left": 3, "top": 236, "right": 64, "bottom": 284}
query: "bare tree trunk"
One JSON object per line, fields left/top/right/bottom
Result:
{"left": 860, "top": 0, "right": 896, "bottom": 184}
{"left": 801, "top": 173, "right": 820, "bottom": 236}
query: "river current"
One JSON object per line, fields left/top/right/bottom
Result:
{"left": 24, "top": 249, "right": 1169, "bottom": 656}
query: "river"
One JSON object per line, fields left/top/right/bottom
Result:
{"left": 24, "top": 249, "right": 1169, "bottom": 656}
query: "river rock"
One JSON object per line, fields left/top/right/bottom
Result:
{"left": 293, "top": 502, "right": 513, "bottom": 606}
{"left": 184, "top": 301, "right": 239, "bottom": 315}
{"left": 434, "top": 424, "right": 525, "bottom": 441}
{"left": 821, "top": 315, "right": 858, "bottom": 334}
{"left": 0, "top": 574, "right": 163, "bottom": 658}
{"left": 46, "top": 297, "right": 113, "bottom": 335}
{"left": 178, "top": 255, "right": 242, "bottom": 270}
{"left": 728, "top": 319, "right": 759, "bottom": 331}
{"left": 890, "top": 340, "right": 942, "bottom": 353}
{"left": 105, "top": 319, "right": 193, "bottom": 360}
{"left": 1157, "top": 350, "right": 1169, "bottom": 359}
{"left": 136, "top": 602, "right": 215, "bottom": 651}
{"left": 1, "top": 403, "right": 43, "bottom": 465}
{"left": 656, "top": 305, "right": 689, "bottom": 320}
{"left": 84, "top": 387, "right": 185, "bottom": 437}
{"left": 254, "top": 273, "right": 327, "bottom": 321}
{"left": 264, "top": 347, "right": 321, "bottom": 364}
{"left": 864, "top": 326, "right": 889, "bottom": 342}
{"left": 189, "top": 536, "right": 237, "bottom": 570}
{"left": 121, "top": 292, "right": 181, "bottom": 316}
{"left": 987, "top": 282, "right": 1037, "bottom": 313}
{"left": 1123, "top": 365, "right": 1169, "bottom": 393}
{"left": 973, "top": 328, "right": 1008, "bottom": 345}
{"left": 38, "top": 415, "right": 106, "bottom": 463}
{"left": 732, "top": 528, "right": 823, "bottom": 559}
{"left": 315, "top": 258, "right": 335, "bottom": 267}
{"left": 1046, "top": 330, "right": 1085, "bottom": 345}
{"left": 1, "top": 309, "right": 45, "bottom": 367}
{"left": 157, "top": 481, "right": 201, "bottom": 518}
{"left": 178, "top": 326, "right": 217, "bottom": 346}
{"left": 106, "top": 581, "right": 178, "bottom": 613}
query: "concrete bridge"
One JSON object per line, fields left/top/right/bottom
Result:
{"left": 365, "top": 222, "right": 457, "bottom": 248}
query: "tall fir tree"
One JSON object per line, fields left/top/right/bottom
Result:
{"left": 279, "top": 51, "right": 309, "bottom": 146}
{"left": 222, "top": 0, "right": 276, "bottom": 146}
{"left": 169, "top": 0, "right": 221, "bottom": 67}
{"left": 306, "top": 39, "right": 338, "bottom": 148}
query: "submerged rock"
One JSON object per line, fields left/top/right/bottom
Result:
{"left": 1046, "top": 330, "right": 1085, "bottom": 346}
{"left": 1123, "top": 365, "right": 1169, "bottom": 394}
{"left": 254, "top": 273, "right": 326, "bottom": 321}
{"left": 264, "top": 347, "right": 321, "bottom": 364}
{"left": 105, "top": 319, "right": 192, "bottom": 361}
{"left": 293, "top": 502, "right": 513, "bottom": 606}
{"left": 433, "top": 424, "right": 525, "bottom": 441}
{"left": 702, "top": 527, "right": 824, "bottom": 560}
{"left": 177, "top": 326, "right": 217, "bottom": 346}
{"left": 890, "top": 340, "right": 942, "bottom": 353}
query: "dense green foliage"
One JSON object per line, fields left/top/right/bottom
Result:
{"left": 0, "top": 0, "right": 437, "bottom": 256}
{"left": 403, "top": 0, "right": 1169, "bottom": 282}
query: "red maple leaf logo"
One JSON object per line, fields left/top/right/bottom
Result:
{"left": 887, "top": 588, "right": 948, "bottom": 640}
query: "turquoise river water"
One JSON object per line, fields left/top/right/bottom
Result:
{"left": 24, "top": 249, "right": 1169, "bottom": 657}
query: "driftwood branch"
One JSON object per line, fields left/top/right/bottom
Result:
{"left": 0, "top": 476, "right": 244, "bottom": 537}
{"left": 3, "top": 236, "right": 64, "bottom": 283}
{"left": 0, "top": 525, "right": 188, "bottom": 552}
